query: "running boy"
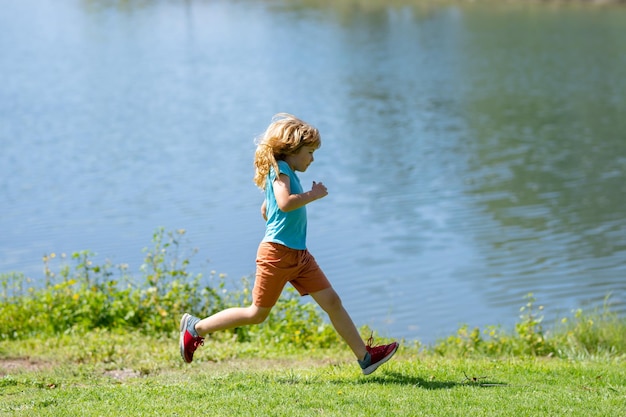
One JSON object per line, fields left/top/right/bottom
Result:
{"left": 179, "top": 113, "right": 398, "bottom": 375}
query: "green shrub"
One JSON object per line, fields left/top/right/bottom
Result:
{"left": 0, "top": 228, "right": 341, "bottom": 349}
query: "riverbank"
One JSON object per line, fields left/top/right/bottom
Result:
{"left": 2, "top": 243, "right": 625, "bottom": 415}
{"left": 2, "top": 230, "right": 625, "bottom": 358}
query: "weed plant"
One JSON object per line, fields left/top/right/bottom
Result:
{"left": 431, "top": 294, "right": 626, "bottom": 361}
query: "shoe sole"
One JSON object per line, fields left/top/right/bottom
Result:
{"left": 179, "top": 313, "right": 191, "bottom": 363}
{"left": 362, "top": 342, "right": 399, "bottom": 375}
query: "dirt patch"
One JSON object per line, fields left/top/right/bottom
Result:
{"left": 0, "top": 358, "right": 51, "bottom": 375}
{"left": 0, "top": 355, "right": 351, "bottom": 380}
{"left": 1, "top": 357, "right": 143, "bottom": 381}
{"left": 103, "top": 368, "right": 141, "bottom": 380}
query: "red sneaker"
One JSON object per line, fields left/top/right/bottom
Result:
{"left": 179, "top": 313, "right": 204, "bottom": 363}
{"left": 359, "top": 335, "right": 399, "bottom": 375}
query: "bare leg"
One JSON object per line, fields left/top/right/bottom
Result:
{"left": 194, "top": 304, "right": 272, "bottom": 337}
{"left": 310, "top": 287, "right": 367, "bottom": 361}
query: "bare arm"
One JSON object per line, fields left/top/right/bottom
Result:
{"left": 261, "top": 199, "right": 267, "bottom": 221}
{"left": 273, "top": 174, "right": 328, "bottom": 212}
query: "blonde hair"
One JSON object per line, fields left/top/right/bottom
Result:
{"left": 253, "top": 113, "right": 321, "bottom": 190}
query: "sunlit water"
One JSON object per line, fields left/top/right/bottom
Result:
{"left": 2, "top": 0, "right": 625, "bottom": 343}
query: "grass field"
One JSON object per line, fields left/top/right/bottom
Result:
{"left": 1, "top": 333, "right": 625, "bottom": 417}
{"left": 2, "top": 233, "right": 625, "bottom": 416}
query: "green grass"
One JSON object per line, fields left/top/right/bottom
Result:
{"left": 1, "top": 333, "right": 625, "bottom": 417}
{"left": 2, "top": 229, "right": 626, "bottom": 416}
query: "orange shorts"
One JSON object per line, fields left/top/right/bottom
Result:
{"left": 252, "top": 242, "right": 331, "bottom": 308}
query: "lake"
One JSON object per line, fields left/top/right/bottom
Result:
{"left": 1, "top": 0, "right": 625, "bottom": 344}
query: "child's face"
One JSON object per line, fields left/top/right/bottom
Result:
{"left": 285, "top": 145, "right": 317, "bottom": 172}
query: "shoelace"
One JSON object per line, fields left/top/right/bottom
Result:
{"left": 366, "top": 333, "right": 384, "bottom": 350}
{"left": 192, "top": 336, "right": 204, "bottom": 350}
{"left": 365, "top": 333, "right": 392, "bottom": 355}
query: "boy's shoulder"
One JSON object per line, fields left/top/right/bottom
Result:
{"left": 277, "top": 160, "right": 291, "bottom": 171}
{"left": 277, "top": 160, "right": 296, "bottom": 176}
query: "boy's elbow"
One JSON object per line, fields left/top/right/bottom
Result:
{"left": 275, "top": 198, "right": 292, "bottom": 212}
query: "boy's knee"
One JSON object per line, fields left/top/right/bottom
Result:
{"left": 248, "top": 306, "right": 271, "bottom": 324}
{"left": 320, "top": 291, "right": 343, "bottom": 312}
{"left": 249, "top": 313, "right": 267, "bottom": 325}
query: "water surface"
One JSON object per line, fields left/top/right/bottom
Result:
{"left": 1, "top": 0, "right": 625, "bottom": 343}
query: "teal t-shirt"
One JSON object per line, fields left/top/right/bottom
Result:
{"left": 262, "top": 160, "right": 307, "bottom": 250}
